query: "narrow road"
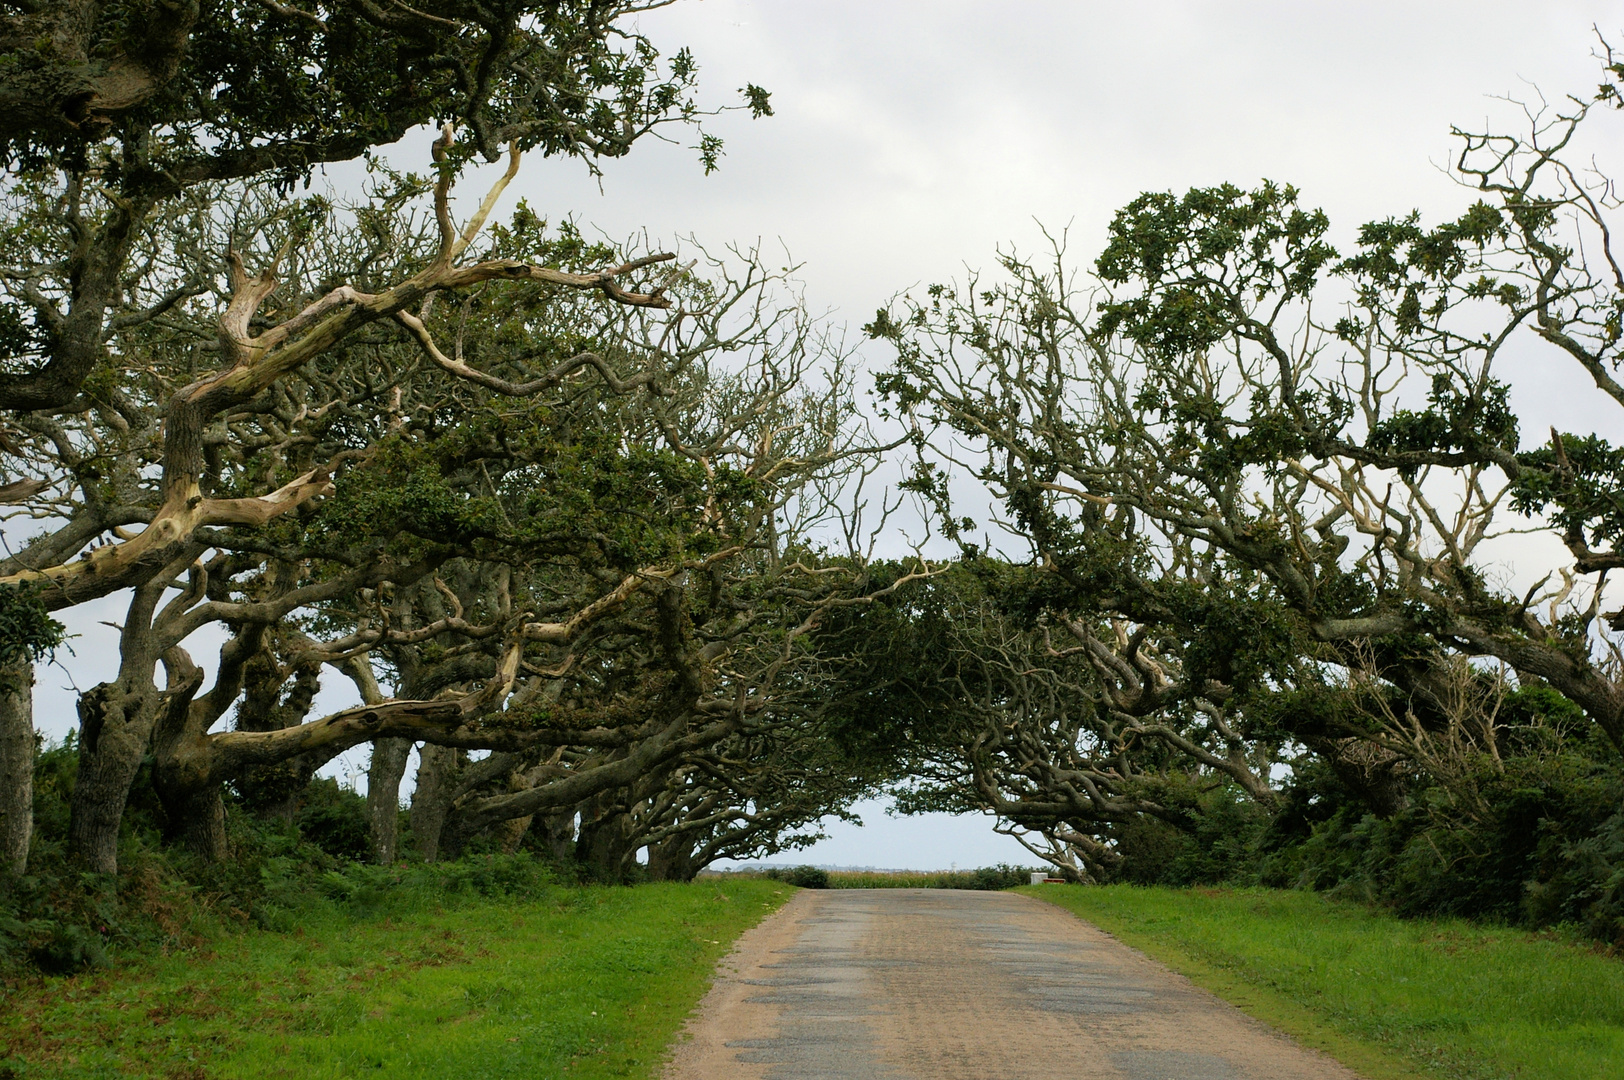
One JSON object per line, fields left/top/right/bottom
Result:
{"left": 664, "top": 889, "right": 1362, "bottom": 1080}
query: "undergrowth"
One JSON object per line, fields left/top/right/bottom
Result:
{"left": 1, "top": 737, "right": 579, "bottom": 977}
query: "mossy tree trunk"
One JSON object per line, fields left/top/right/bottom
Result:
{"left": 69, "top": 676, "right": 162, "bottom": 875}
{"left": 0, "top": 660, "right": 34, "bottom": 877}
{"left": 367, "top": 738, "right": 412, "bottom": 864}
{"left": 647, "top": 834, "right": 701, "bottom": 883}
{"left": 409, "top": 744, "right": 460, "bottom": 863}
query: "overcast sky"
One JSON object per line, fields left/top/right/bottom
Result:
{"left": 532, "top": 1, "right": 1624, "bottom": 335}
{"left": 37, "top": 1, "right": 1624, "bottom": 870}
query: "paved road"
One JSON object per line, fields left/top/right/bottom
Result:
{"left": 664, "top": 889, "right": 1362, "bottom": 1080}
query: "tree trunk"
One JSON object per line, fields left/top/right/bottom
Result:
{"left": 0, "top": 661, "right": 33, "bottom": 877}
{"left": 0, "top": 2, "right": 200, "bottom": 157}
{"left": 409, "top": 743, "right": 460, "bottom": 862}
{"left": 495, "top": 813, "right": 533, "bottom": 855}
{"left": 647, "top": 834, "right": 700, "bottom": 882}
{"left": 148, "top": 649, "right": 221, "bottom": 860}
{"left": 575, "top": 802, "right": 636, "bottom": 883}
{"left": 233, "top": 656, "right": 324, "bottom": 822}
{"left": 68, "top": 678, "right": 162, "bottom": 875}
{"left": 367, "top": 738, "right": 412, "bottom": 864}
{"left": 537, "top": 810, "right": 578, "bottom": 865}
{"left": 166, "top": 786, "right": 228, "bottom": 861}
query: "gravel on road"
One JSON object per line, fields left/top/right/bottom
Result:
{"left": 663, "top": 888, "right": 1364, "bottom": 1080}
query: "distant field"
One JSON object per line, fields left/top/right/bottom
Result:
{"left": 0, "top": 878, "right": 789, "bottom": 1080}
{"left": 723, "top": 864, "right": 1038, "bottom": 890}
{"left": 825, "top": 866, "right": 1031, "bottom": 889}
{"left": 1025, "top": 884, "right": 1624, "bottom": 1080}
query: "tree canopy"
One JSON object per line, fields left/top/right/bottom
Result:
{"left": 866, "top": 46, "right": 1624, "bottom": 928}
{"left": 7, "top": 5, "right": 1624, "bottom": 957}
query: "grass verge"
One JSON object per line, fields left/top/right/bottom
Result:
{"left": 1021, "top": 884, "right": 1624, "bottom": 1080}
{"left": 1, "top": 877, "right": 789, "bottom": 1080}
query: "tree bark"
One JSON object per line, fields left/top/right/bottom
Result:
{"left": 232, "top": 653, "right": 323, "bottom": 822}
{"left": 536, "top": 810, "right": 578, "bottom": 864}
{"left": 68, "top": 677, "right": 162, "bottom": 875}
{"left": 0, "top": 1, "right": 199, "bottom": 151}
{"left": 495, "top": 813, "right": 533, "bottom": 855}
{"left": 647, "top": 834, "right": 700, "bottom": 882}
{"left": 146, "top": 648, "right": 225, "bottom": 859}
{"left": 367, "top": 738, "right": 412, "bottom": 864}
{"left": 575, "top": 798, "right": 636, "bottom": 883}
{"left": 165, "top": 786, "right": 227, "bottom": 861}
{"left": 0, "top": 661, "right": 34, "bottom": 877}
{"left": 409, "top": 743, "right": 460, "bottom": 863}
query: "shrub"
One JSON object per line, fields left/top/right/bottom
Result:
{"left": 296, "top": 779, "right": 372, "bottom": 862}
{"left": 780, "top": 865, "right": 830, "bottom": 888}
{"left": 5, "top": 737, "right": 573, "bottom": 975}
{"left": 1249, "top": 704, "right": 1624, "bottom": 944}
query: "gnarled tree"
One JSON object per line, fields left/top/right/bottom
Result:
{"left": 871, "top": 45, "right": 1624, "bottom": 880}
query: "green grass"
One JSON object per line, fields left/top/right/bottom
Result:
{"left": 1022, "top": 884, "right": 1624, "bottom": 1080}
{"left": 0, "top": 878, "right": 790, "bottom": 1079}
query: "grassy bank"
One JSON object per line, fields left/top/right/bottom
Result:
{"left": 1, "top": 877, "right": 788, "bottom": 1080}
{"left": 1023, "top": 884, "right": 1624, "bottom": 1080}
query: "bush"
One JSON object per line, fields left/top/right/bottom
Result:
{"left": 1098, "top": 783, "right": 1272, "bottom": 888}
{"left": 960, "top": 864, "right": 1037, "bottom": 890}
{"left": 0, "top": 846, "right": 202, "bottom": 975}
{"left": 761, "top": 865, "right": 831, "bottom": 888}
{"left": 296, "top": 779, "right": 372, "bottom": 861}
{"left": 782, "top": 865, "right": 829, "bottom": 889}
{"left": 1247, "top": 697, "right": 1624, "bottom": 944}
{"left": 3, "top": 736, "right": 577, "bottom": 976}
{"left": 249, "top": 851, "right": 564, "bottom": 929}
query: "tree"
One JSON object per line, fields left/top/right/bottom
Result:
{"left": 814, "top": 563, "right": 1280, "bottom": 881}
{"left": 0, "top": 0, "right": 776, "bottom": 872}
{"left": 1, "top": 97, "right": 927, "bottom": 879}
{"left": 870, "top": 44, "right": 1624, "bottom": 881}
{"left": 0, "top": 142, "right": 698, "bottom": 872}
{"left": 0, "top": 585, "right": 63, "bottom": 877}
{"left": 0, "top": 0, "right": 768, "bottom": 411}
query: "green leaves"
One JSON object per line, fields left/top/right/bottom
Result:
{"left": 741, "top": 83, "right": 774, "bottom": 118}
{"left": 1513, "top": 432, "right": 1624, "bottom": 547}
{"left": 0, "top": 300, "right": 50, "bottom": 364}
{"left": 314, "top": 416, "right": 734, "bottom": 569}
{"left": 1366, "top": 373, "right": 1520, "bottom": 465}
{"left": 1337, "top": 202, "right": 1516, "bottom": 336}
{"left": 1342, "top": 204, "right": 1506, "bottom": 289}
{"left": 0, "top": 584, "right": 65, "bottom": 668}
{"left": 1095, "top": 181, "right": 1335, "bottom": 357}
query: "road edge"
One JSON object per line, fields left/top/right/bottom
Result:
{"left": 657, "top": 882, "right": 804, "bottom": 1079}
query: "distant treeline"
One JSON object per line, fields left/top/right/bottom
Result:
{"left": 760, "top": 865, "right": 1040, "bottom": 891}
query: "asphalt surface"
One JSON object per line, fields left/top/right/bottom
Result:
{"left": 664, "top": 888, "right": 1363, "bottom": 1080}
